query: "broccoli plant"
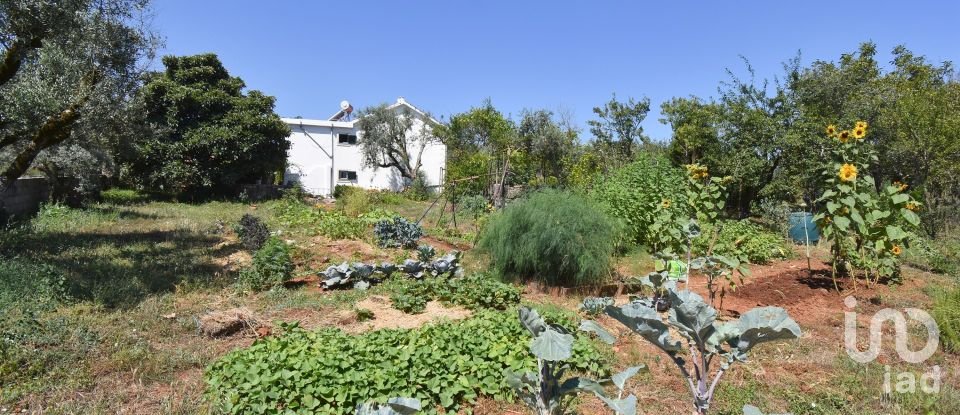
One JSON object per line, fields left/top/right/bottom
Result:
{"left": 506, "top": 307, "right": 642, "bottom": 415}
{"left": 355, "top": 397, "right": 421, "bottom": 414}
{"left": 374, "top": 216, "right": 423, "bottom": 248}
{"left": 416, "top": 244, "right": 436, "bottom": 262}
{"left": 597, "top": 290, "right": 801, "bottom": 415}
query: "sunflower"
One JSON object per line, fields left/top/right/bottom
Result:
{"left": 838, "top": 164, "right": 858, "bottom": 182}
{"left": 852, "top": 126, "right": 866, "bottom": 139}
{"left": 906, "top": 202, "right": 920, "bottom": 211}
{"left": 685, "top": 164, "right": 709, "bottom": 180}
{"left": 891, "top": 245, "right": 902, "bottom": 256}
{"left": 856, "top": 120, "right": 868, "bottom": 130}
{"left": 837, "top": 130, "right": 851, "bottom": 143}
{"left": 661, "top": 199, "right": 671, "bottom": 209}
{"left": 823, "top": 216, "right": 832, "bottom": 225}
{"left": 826, "top": 125, "right": 838, "bottom": 136}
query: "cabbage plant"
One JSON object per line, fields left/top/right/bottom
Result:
{"left": 595, "top": 290, "right": 801, "bottom": 415}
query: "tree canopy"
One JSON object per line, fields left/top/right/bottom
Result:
{"left": 355, "top": 104, "right": 437, "bottom": 184}
{"left": 0, "top": 0, "right": 157, "bottom": 192}
{"left": 121, "top": 53, "right": 290, "bottom": 197}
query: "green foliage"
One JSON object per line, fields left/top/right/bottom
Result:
{"left": 272, "top": 196, "right": 366, "bottom": 240}
{"left": 338, "top": 188, "right": 373, "bottom": 217}
{"left": 479, "top": 189, "right": 620, "bottom": 286}
{"left": 205, "top": 310, "right": 609, "bottom": 414}
{"left": 355, "top": 104, "right": 436, "bottom": 183}
{"left": 0, "top": 0, "right": 156, "bottom": 189}
{"left": 390, "top": 282, "right": 431, "bottom": 314}
{"left": 374, "top": 216, "right": 423, "bottom": 249}
{"left": 99, "top": 188, "right": 148, "bottom": 205}
{"left": 932, "top": 286, "right": 960, "bottom": 353}
{"left": 579, "top": 297, "right": 615, "bottom": 316}
{"left": 237, "top": 237, "right": 293, "bottom": 291}
{"left": 122, "top": 54, "right": 290, "bottom": 198}
{"left": 405, "top": 172, "right": 434, "bottom": 202}
{"left": 416, "top": 245, "right": 436, "bottom": 263}
{"left": 588, "top": 93, "right": 652, "bottom": 163}
{"left": 235, "top": 214, "right": 270, "bottom": 251}
{"left": 355, "top": 308, "right": 375, "bottom": 323}
{"left": 593, "top": 154, "right": 689, "bottom": 247}
{"left": 694, "top": 220, "right": 790, "bottom": 265}
{"left": 387, "top": 272, "right": 520, "bottom": 313}
{"left": 440, "top": 273, "right": 521, "bottom": 311}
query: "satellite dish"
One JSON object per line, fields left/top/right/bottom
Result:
{"left": 340, "top": 100, "right": 353, "bottom": 113}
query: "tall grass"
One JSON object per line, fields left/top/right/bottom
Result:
{"left": 478, "top": 189, "right": 621, "bottom": 286}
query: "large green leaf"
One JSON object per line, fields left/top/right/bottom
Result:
{"left": 668, "top": 290, "right": 717, "bottom": 344}
{"left": 605, "top": 302, "right": 681, "bottom": 353}
{"left": 598, "top": 394, "right": 637, "bottom": 415}
{"left": 826, "top": 201, "right": 839, "bottom": 214}
{"left": 900, "top": 209, "right": 920, "bottom": 226}
{"left": 734, "top": 307, "right": 801, "bottom": 358}
{"left": 885, "top": 225, "right": 907, "bottom": 241}
{"left": 558, "top": 377, "right": 605, "bottom": 397}
{"left": 611, "top": 365, "right": 647, "bottom": 391}
{"left": 833, "top": 216, "right": 851, "bottom": 230}
{"left": 530, "top": 327, "right": 574, "bottom": 361}
{"left": 518, "top": 307, "right": 547, "bottom": 337}
{"left": 579, "top": 320, "right": 616, "bottom": 345}
{"left": 891, "top": 194, "right": 910, "bottom": 205}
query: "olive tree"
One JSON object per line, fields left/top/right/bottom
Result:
{"left": 0, "top": 0, "right": 157, "bottom": 192}
{"left": 355, "top": 104, "right": 437, "bottom": 184}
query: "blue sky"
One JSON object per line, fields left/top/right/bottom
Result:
{"left": 153, "top": 1, "right": 959, "bottom": 141}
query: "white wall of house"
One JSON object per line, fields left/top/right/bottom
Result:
{"left": 282, "top": 98, "right": 446, "bottom": 196}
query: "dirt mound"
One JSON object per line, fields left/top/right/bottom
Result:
{"left": 197, "top": 307, "right": 263, "bottom": 338}
{"left": 345, "top": 295, "right": 471, "bottom": 333}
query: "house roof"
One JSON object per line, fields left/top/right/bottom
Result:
{"left": 281, "top": 97, "right": 441, "bottom": 128}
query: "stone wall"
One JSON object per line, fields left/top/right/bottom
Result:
{"left": 0, "top": 177, "right": 50, "bottom": 217}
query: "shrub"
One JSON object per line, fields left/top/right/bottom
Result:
{"left": 333, "top": 184, "right": 358, "bottom": 199}
{"left": 238, "top": 237, "right": 294, "bottom": 291}
{"left": 374, "top": 216, "right": 423, "bottom": 248}
{"left": 405, "top": 173, "right": 434, "bottom": 201}
{"left": 933, "top": 286, "right": 960, "bottom": 353}
{"left": 592, "top": 154, "right": 689, "bottom": 247}
{"left": 478, "top": 189, "right": 621, "bottom": 286}
{"left": 205, "top": 310, "right": 609, "bottom": 414}
{"left": 235, "top": 214, "right": 270, "bottom": 251}
{"left": 99, "top": 188, "right": 148, "bottom": 205}
{"left": 693, "top": 220, "right": 790, "bottom": 264}
{"left": 458, "top": 194, "right": 488, "bottom": 216}
{"left": 337, "top": 188, "right": 372, "bottom": 217}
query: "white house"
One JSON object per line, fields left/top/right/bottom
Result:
{"left": 281, "top": 97, "right": 446, "bottom": 196}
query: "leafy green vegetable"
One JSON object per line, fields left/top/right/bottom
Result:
{"left": 206, "top": 310, "right": 609, "bottom": 414}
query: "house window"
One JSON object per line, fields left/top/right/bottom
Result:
{"left": 338, "top": 170, "right": 358, "bottom": 182}
{"left": 338, "top": 133, "right": 357, "bottom": 145}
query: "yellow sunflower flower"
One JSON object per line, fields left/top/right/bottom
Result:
{"left": 852, "top": 126, "right": 866, "bottom": 139}
{"left": 685, "top": 164, "right": 709, "bottom": 180}
{"left": 856, "top": 120, "right": 868, "bottom": 130}
{"left": 661, "top": 199, "right": 671, "bottom": 209}
{"left": 838, "top": 164, "right": 858, "bottom": 182}
{"left": 906, "top": 202, "right": 919, "bottom": 211}
{"left": 837, "top": 130, "right": 851, "bottom": 143}
{"left": 891, "top": 245, "right": 902, "bottom": 256}
{"left": 826, "top": 125, "right": 837, "bottom": 136}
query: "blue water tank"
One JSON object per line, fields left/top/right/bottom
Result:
{"left": 788, "top": 212, "right": 819, "bottom": 244}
